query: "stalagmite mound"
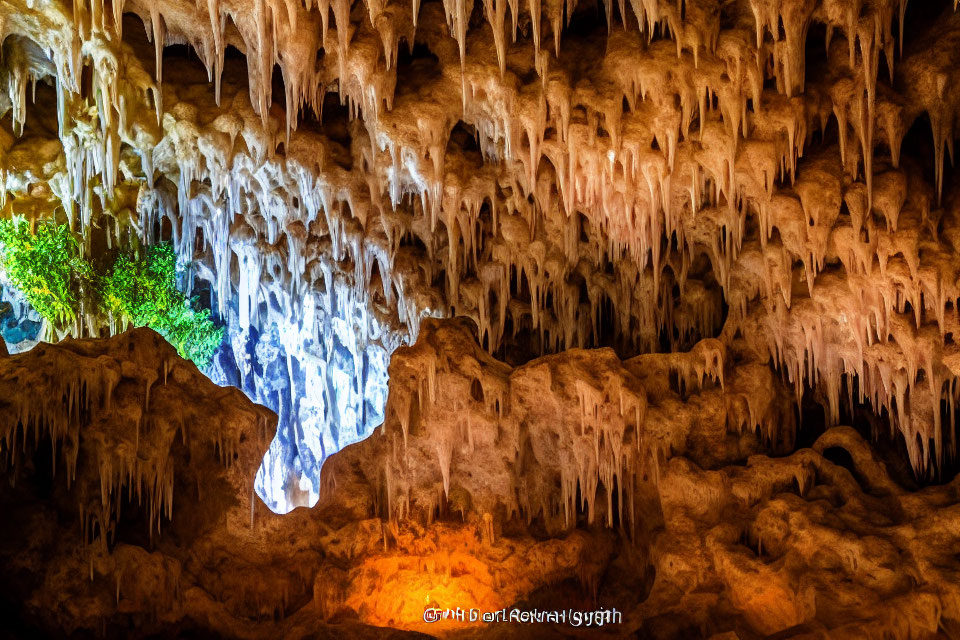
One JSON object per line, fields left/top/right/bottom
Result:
{"left": 3, "top": 321, "right": 960, "bottom": 638}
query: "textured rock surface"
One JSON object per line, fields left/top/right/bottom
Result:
{"left": 7, "top": 0, "right": 960, "bottom": 514}
{"left": 4, "top": 0, "right": 960, "bottom": 636}
{"left": 3, "top": 322, "right": 960, "bottom": 638}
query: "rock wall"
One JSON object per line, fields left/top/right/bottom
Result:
{"left": 0, "top": 284, "right": 41, "bottom": 351}
{"left": 3, "top": 0, "right": 960, "bottom": 635}
{"left": 3, "top": 321, "right": 960, "bottom": 638}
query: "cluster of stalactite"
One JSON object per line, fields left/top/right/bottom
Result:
{"left": 319, "top": 318, "right": 795, "bottom": 545}
{"left": 0, "top": 329, "right": 274, "bottom": 548}
{"left": 1, "top": 0, "right": 960, "bottom": 484}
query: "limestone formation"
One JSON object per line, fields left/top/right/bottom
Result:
{"left": 3, "top": 322, "right": 960, "bottom": 638}
{"left": 3, "top": 0, "right": 960, "bottom": 501}
{"left": 3, "top": 0, "right": 960, "bottom": 636}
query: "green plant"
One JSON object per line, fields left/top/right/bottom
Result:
{"left": 101, "top": 243, "right": 224, "bottom": 368}
{"left": 0, "top": 218, "right": 94, "bottom": 328}
{"left": 0, "top": 216, "right": 223, "bottom": 369}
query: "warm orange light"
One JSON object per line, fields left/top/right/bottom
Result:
{"left": 337, "top": 527, "right": 505, "bottom": 633}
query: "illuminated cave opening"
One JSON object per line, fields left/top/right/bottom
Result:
{"left": 0, "top": 210, "right": 396, "bottom": 516}
{"left": 239, "top": 304, "right": 394, "bottom": 514}
{"left": 0, "top": 285, "right": 41, "bottom": 352}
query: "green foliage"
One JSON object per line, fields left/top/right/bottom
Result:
{"left": 0, "top": 216, "right": 223, "bottom": 369}
{"left": 102, "top": 243, "right": 224, "bottom": 369}
{"left": 0, "top": 218, "right": 93, "bottom": 327}
{"left": 103, "top": 244, "right": 225, "bottom": 368}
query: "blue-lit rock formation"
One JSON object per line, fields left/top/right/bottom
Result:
{"left": 208, "top": 295, "right": 398, "bottom": 513}
{"left": 0, "top": 266, "right": 397, "bottom": 515}
{"left": 0, "top": 285, "right": 41, "bottom": 352}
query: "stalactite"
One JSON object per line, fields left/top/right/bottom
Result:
{"left": 1, "top": 0, "right": 959, "bottom": 512}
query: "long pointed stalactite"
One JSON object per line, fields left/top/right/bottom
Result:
{"left": 3, "top": 0, "right": 960, "bottom": 489}
{"left": 4, "top": 0, "right": 960, "bottom": 637}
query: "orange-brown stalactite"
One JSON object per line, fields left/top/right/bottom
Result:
{"left": 5, "top": 316, "right": 960, "bottom": 638}
{"left": 0, "top": 329, "right": 275, "bottom": 542}
{"left": 6, "top": 0, "right": 960, "bottom": 637}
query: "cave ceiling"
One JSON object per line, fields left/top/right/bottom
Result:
{"left": 6, "top": 0, "right": 953, "bottom": 473}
